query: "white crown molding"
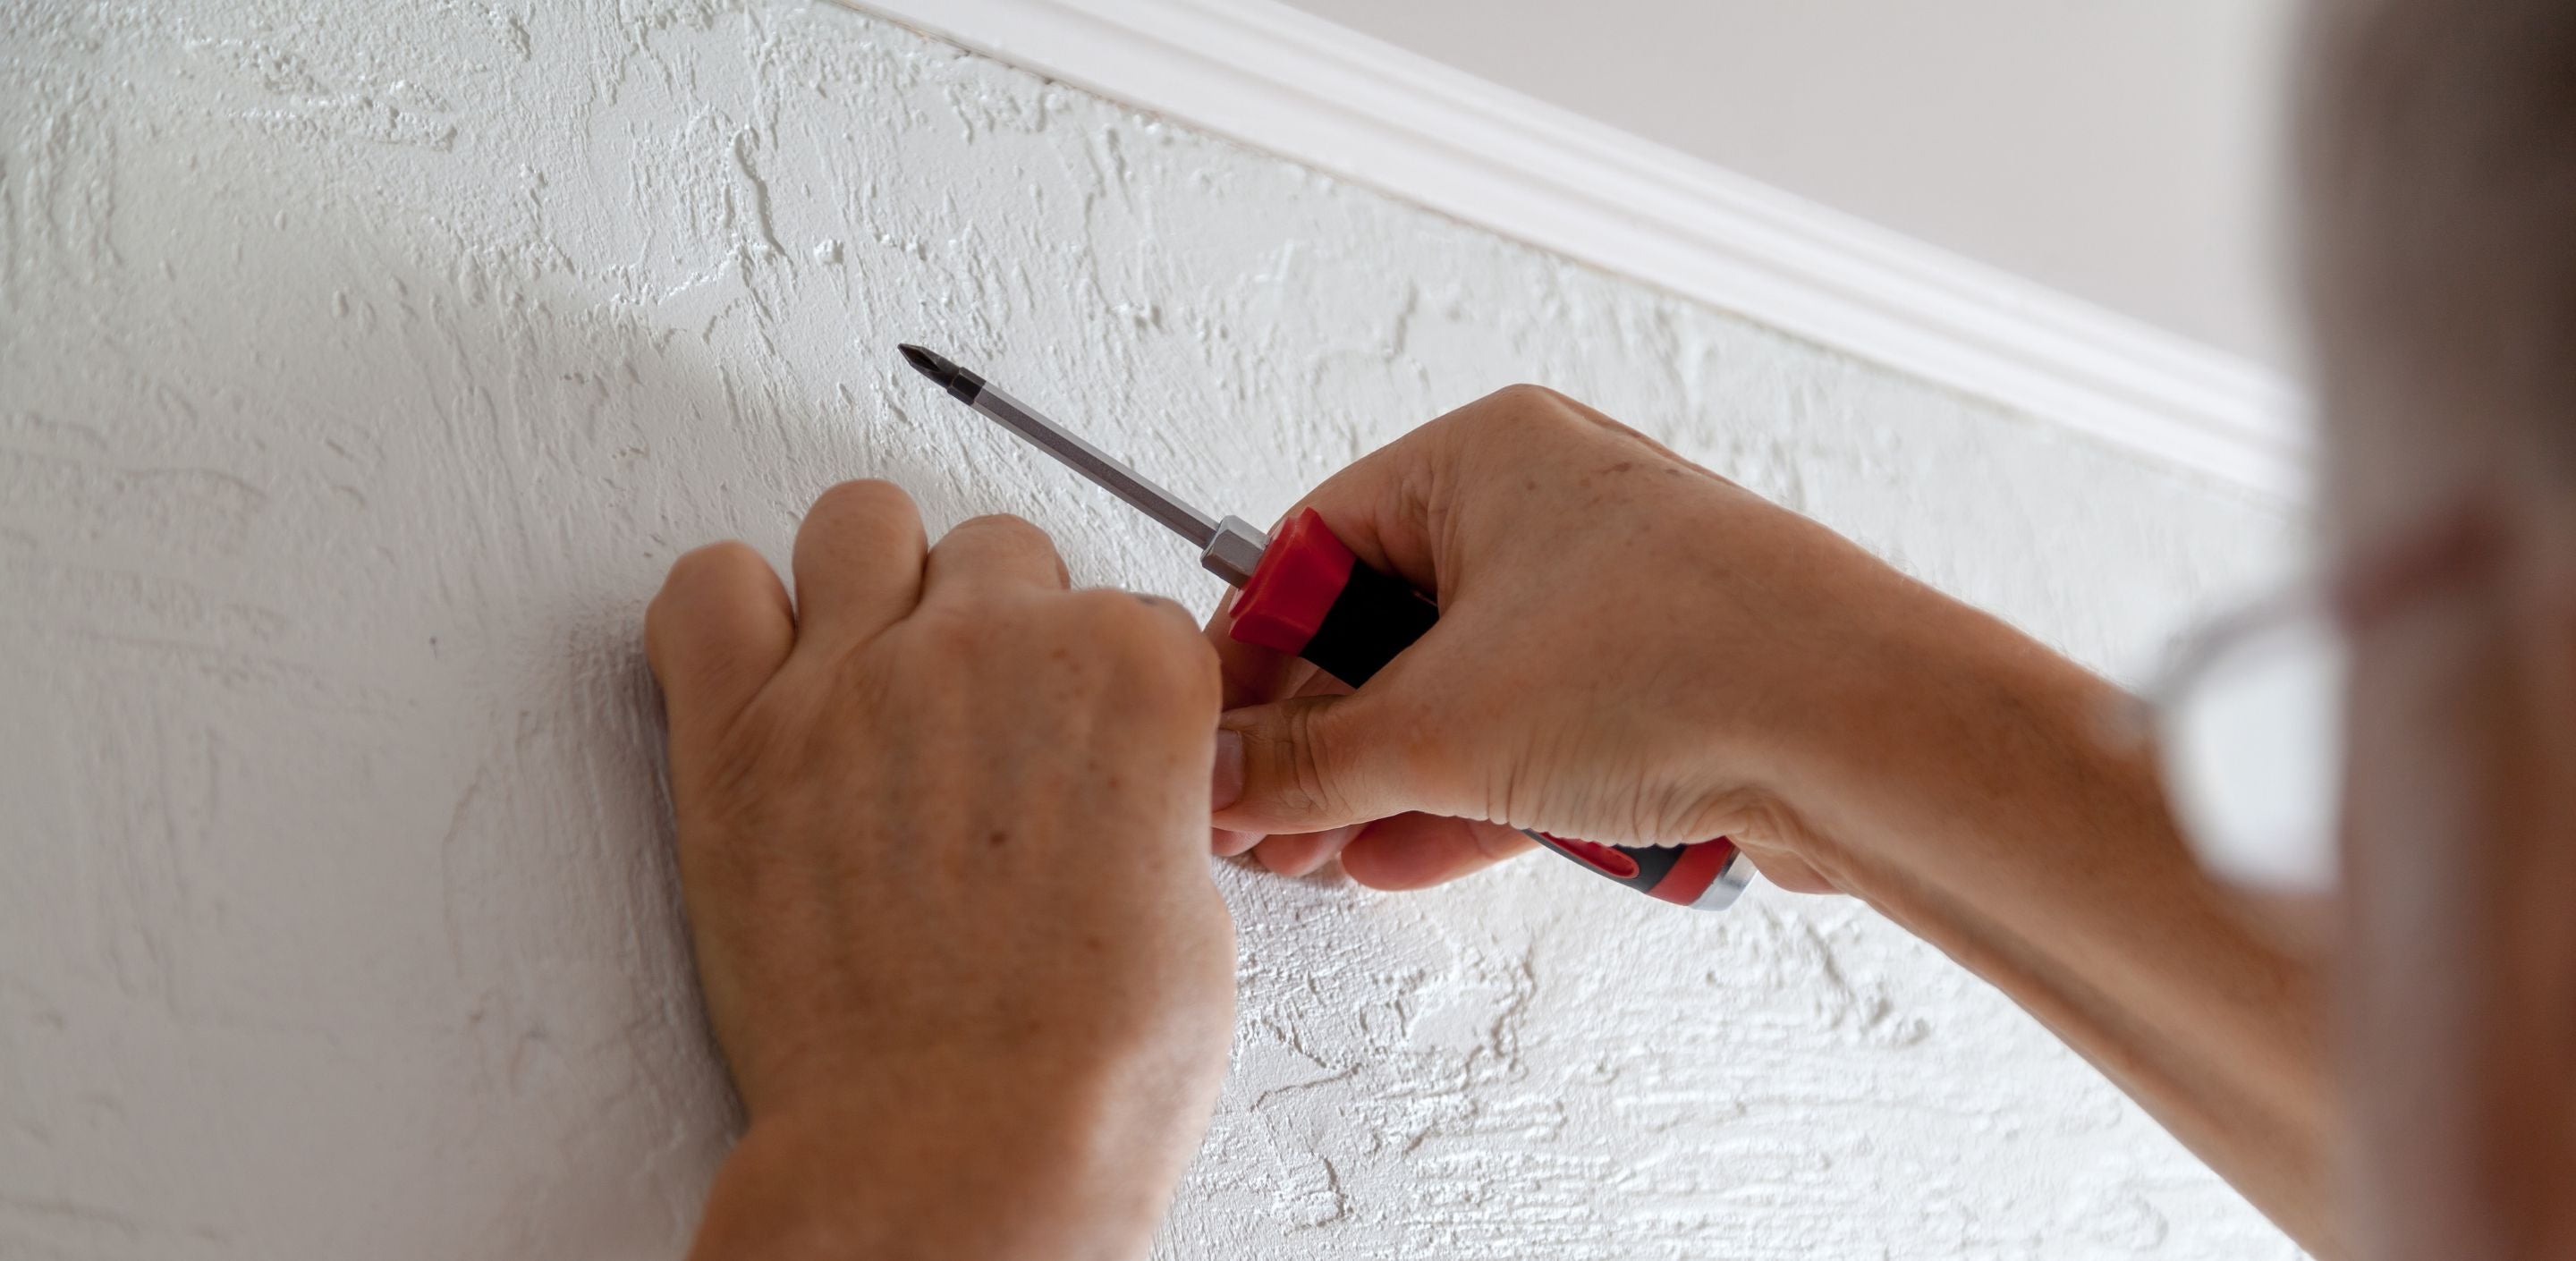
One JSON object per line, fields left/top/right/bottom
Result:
{"left": 836, "top": 0, "right": 2313, "bottom": 499}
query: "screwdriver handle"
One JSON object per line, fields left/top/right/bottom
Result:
{"left": 1227, "top": 508, "right": 1436, "bottom": 687}
{"left": 1226, "top": 509, "right": 1750, "bottom": 910}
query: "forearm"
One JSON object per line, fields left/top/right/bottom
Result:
{"left": 1784, "top": 596, "right": 2337, "bottom": 1252}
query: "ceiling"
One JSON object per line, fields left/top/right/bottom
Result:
{"left": 1277, "top": 0, "right": 2303, "bottom": 371}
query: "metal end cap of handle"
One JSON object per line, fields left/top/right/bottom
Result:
{"left": 1690, "top": 850, "right": 1758, "bottom": 911}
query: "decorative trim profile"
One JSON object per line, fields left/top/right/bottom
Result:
{"left": 840, "top": 0, "right": 2311, "bottom": 499}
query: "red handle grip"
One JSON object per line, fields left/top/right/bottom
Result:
{"left": 1531, "top": 833, "right": 1750, "bottom": 910}
{"left": 1227, "top": 509, "right": 1749, "bottom": 911}
{"left": 1228, "top": 508, "right": 1435, "bottom": 686}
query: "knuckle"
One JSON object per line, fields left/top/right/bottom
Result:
{"left": 1486, "top": 381, "right": 1563, "bottom": 410}
{"left": 1056, "top": 586, "right": 1156, "bottom": 641}
{"left": 660, "top": 539, "right": 761, "bottom": 597}
{"left": 1483, "top": 382, "right": 1570, "bottom": 421}
{"left": 955, "top": 512, "right": 1051, "bottom": 547}
{"left": 1056, "top": 584, "right": 1127, "bottom": 627}
{"left": 1269, "top": 704, "right": 1349, "bottom": 818}
{"left": 903, "top": 597, "right": 1007, "bottom": 661}
{"left": 1063, "top": 584, "right": 1159, "bottom": 628}
{"left": 938, "top": 513, "right": 1071, "bottom": 586}
{"left": 648, "top": 541, "right": 762, "bottom": 647}
{"left": 1064, "top": 590, "right": 1219, "bottom": 702}
{"left": 805, "top": 478, "right": 918, "bottom": 531}
{"left": 1434, "top": 384, "right": 1582, "bottom": 453}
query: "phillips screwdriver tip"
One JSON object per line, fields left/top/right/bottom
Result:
{"left": 897, "top": 343, "right": 946, "bottom": 383}
{"left": 898, "top": 343, "right": 981, "bottom": 403}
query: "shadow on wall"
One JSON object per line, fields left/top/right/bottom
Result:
{"left": 5, "top": 170, "right": 968, "bottom": 1257}
{"left": 275, "top": 245, "right": 983, "bottom": 1247}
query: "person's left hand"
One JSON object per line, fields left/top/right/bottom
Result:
{"left": 648, "top": 481, "right": 1234, "bottom": 1261}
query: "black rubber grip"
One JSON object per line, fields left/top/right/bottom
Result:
{"left": 1538, "top": 836, "right": 1687, "bottom": 893}
{"left": 1300, "top": 561, "right": 1440, "bottom": 686}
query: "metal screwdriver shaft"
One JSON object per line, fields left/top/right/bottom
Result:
{"left": 898, "top": 344, "right": 1270, "bottom": 586}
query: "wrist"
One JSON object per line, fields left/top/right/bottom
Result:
{"left": 691, "top": 1050, "right": 1202, "bottom": 1261}
{"left": 1762, "top": 580, "right": 2147, "bottom": 895}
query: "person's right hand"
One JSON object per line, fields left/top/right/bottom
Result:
{"left": 1210, "top": 389, "right": 2343, "bottom": 1252}
{"left": 1206, "top": 385, "right": 1990, "bottom": 895}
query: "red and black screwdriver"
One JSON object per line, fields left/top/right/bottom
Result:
{"left": 898, "top": 344, "right": 1751, "bottom": 911}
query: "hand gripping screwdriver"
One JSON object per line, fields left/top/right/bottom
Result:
{"left": 899, "top": 344, "right": 1752, "bottom": 910}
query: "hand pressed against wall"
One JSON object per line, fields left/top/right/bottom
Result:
{"left": 648, "top": 482, "right": 1233, "bottom": 1261}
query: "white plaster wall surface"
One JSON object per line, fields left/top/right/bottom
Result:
{"left": 0, "top": 2, "right": 2303, "bottom": 1257}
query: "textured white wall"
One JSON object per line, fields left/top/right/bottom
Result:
{"left": 1, "top": 2, "right": 2304, "bottom": 1257}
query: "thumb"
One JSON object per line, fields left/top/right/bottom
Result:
{"left": 1212, "top": 693, "right": 1420, "bottom": 834}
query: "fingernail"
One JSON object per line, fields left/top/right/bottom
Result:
{"left": 1211, "top": 728, "right": 1245, "bottom": 810}
{"left": 1212, "top": 827, "right": 1263, "bottom": 857}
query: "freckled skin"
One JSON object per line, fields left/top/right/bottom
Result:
{"left": 650, "top": 495, "right": 1229, "bottom": 1261}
